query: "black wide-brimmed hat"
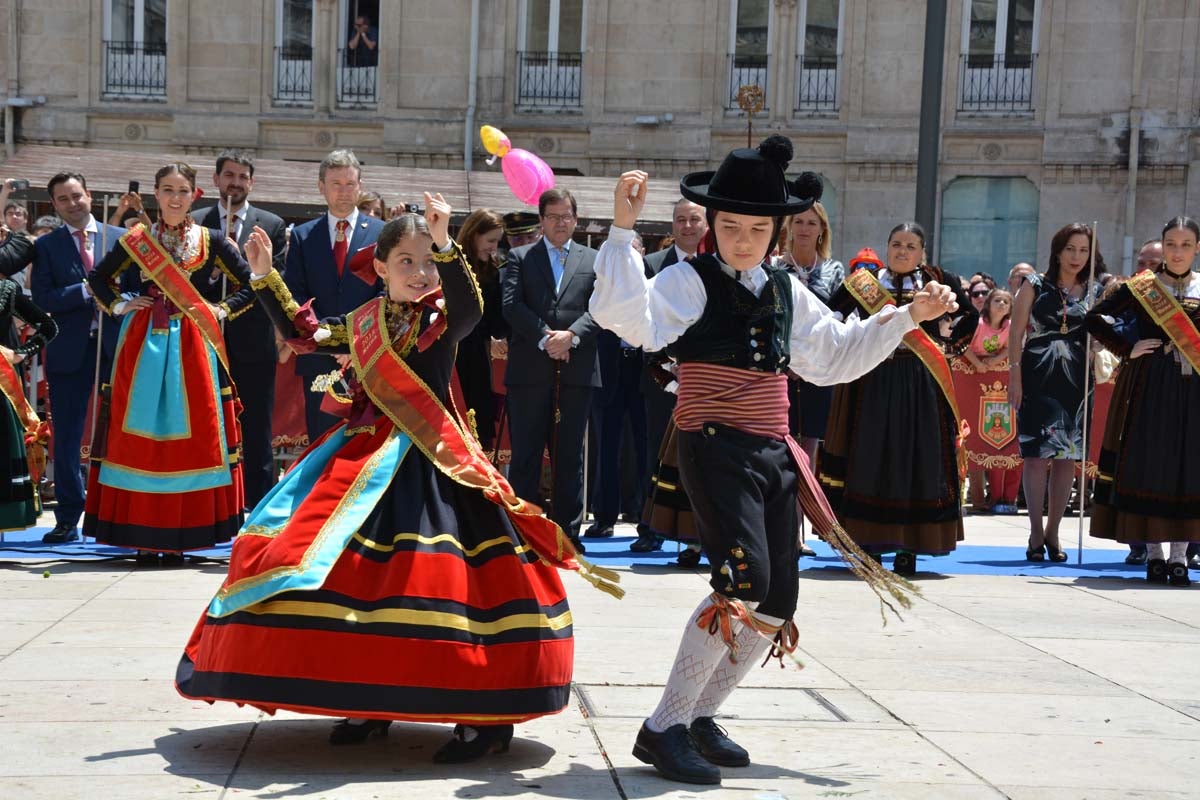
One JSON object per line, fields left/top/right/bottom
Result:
{"left": 681, "top": 135, "right": 815, "bottom": 217}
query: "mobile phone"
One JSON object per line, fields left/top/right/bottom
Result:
{"left": 7, "top": 179, "right": 29, "bottom": 192}
{"left": 128, "top": 180, "right": 140, "bottom": 194}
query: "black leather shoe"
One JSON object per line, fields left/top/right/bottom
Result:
{"left": 432, "top": 724, "right": 513, "bottom": 763}
{"left": 893, "top": 551, "right": 917, "bottom": 576}
{"left": 1189, "top": 554, "right": 1200, "bottom": 570}
{"left": 676, "top": 547, "right": 702, "bottom": 569}
{"left": 329, "top": 718, "right": 391, "bottom": 745}
{"left": 41, "top": 524, "right": 80, "bottom": 544}
{"left": 798, "top": 543, "right": 817, "bottom": 557}
{"left": 134, "top": 551, "right": 159, "bottom": 567}
{"left": 689, "top": 717, "right": 749, "bottom": 767}
{"left": 1147, "top": 558, "right": 1169, "bottom": 585}
{"left": 632, "top": 722, "right": 721, "bottom": 785}
{"left": 1168, "top": 562, "right": 1192, "bottom": 587}
{"left": 569, "top": 536, "right": 586, "bottom": 555}
{"left": 619, "top": 512, "right": 640, "bottom": 524}
{"left": 630, "top": 532, "right": 662, "bottom": 553}
{"left": 583, "top": 523, "right": 615, "bottom": 538}
{"left": 1124, "top": 550, "right": 1148, "bottom": 566}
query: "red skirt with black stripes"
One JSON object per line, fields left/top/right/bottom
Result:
{"left": 176, "top": 420, "right": 574, "bottom": 725}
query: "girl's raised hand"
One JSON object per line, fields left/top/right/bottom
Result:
{"left": 424, "top": 192, "right": 452, "bottom": 250}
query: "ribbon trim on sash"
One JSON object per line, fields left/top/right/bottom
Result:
{"left": 120, "top": 225, "right": 230, "bottom": 373}
{"left": 349, "top": 296, "right": 623, "bottom": 599}
{"left": 1127, "top": 269, "right": 1200, "bottom": 374}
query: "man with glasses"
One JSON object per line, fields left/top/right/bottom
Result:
{"left": 502, "top": 188, "right": 601, "bottom": 553}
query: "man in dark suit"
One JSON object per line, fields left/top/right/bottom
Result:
{"left": 632, "top": 198, "right": 709, "bottom": 552}
{"left": 193, "top": 150, "right": 288, "bottom": 510}
{"left": 502, "top": 188, "right": 601, "bottom": 551}
{"left": 284, "top": 149, "right": 384, "bottom": 442}
{"left": 31, "top": 172, "right": 132, "bottom": 543}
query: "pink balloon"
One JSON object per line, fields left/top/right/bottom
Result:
{"left": 501, "top": 148, "right": 556, "bottom": 206}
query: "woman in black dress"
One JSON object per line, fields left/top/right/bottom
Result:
{"left": 1087, "top": 215, "right": 1200, "bottom": 585}
{"left": 1008, "top": 223, "right": 1105, "bottom": 562}
{"left": 453, "top": 209, "right": 510, "bottom": 452}
{"left": 821, "top": 223, "right": 976, "bottom": 575}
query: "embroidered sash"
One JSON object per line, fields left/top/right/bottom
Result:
{"left": 0, "top": 357, "right": 49, "bottom": 483}
{"left": 1127, "top": 269, "right": 1200, "bottom": 373}
{"left": 348, "top": 296, "right": 623, "bottom": 599}
{"left": 843, "top": 268, "right": 968, "bottom": 453}
{"left": 120, "top": 225, "right": 230, "bottom": 372}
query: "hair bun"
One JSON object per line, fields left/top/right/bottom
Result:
{"left": 793, "top": 171, "right": 823, "bottom": 203}
{"left": 757, "top": 135, "right": 793, "bottom": 169}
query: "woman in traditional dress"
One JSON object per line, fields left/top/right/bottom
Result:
{"left": 820, "top": 224, "right": 976, "bottom": 575}
{"left": 85, "top": 163, "right": 254, "bottom": 564}
{"left": 453, "top": 208, "right": 509, "bottom": 453}
{"left": 0, "top": 278, "right": 56, "bottom": 530}
{"left": 771, "top": 172, "right": 844, "bottom": 465}
{"left": 176, "top": 195, "right": 619, "bottom": 762}
{"left": 1008, "top": 223, "right": 1105, "bottom": 563}
{"left": 960, "top": 288, "right": 1021, "bottom": 514}
{"left": 1087, "top": 215, "right": 1200, "bottom": 586}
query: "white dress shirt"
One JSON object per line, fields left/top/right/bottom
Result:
{"left": 589, "top": 226, "right": 919, "bottom": 387}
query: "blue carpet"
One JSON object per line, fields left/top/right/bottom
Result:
{"left": 0, "top": 525, "right": 231, "bottom": 561}
{"left": 0, "top": 526, "right": 1154, "bottom": 579}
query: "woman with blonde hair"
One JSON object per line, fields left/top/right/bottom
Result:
{"left": 771, "top": 173, "right": 844, "bottom": 463}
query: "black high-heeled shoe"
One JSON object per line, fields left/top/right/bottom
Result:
{"left": 1025, "top": 543, "right": 1045, "bottom": 562}
{"left": 432, "top": 724, "right": 514, "bottom": 763}
{"left": 1046, "top": 545, "right": 1068, "bottom": 563}
{"left": 892, "top": 551, "right": 917, "bottom": 576}
{"left": 329, "top": 718, "right": 391, "bottom": 745}
{"left": 1167, "top": 562, "right": 1192, "bottom": 587}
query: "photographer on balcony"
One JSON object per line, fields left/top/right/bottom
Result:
{"left": 346, "top": 15, "right": 378, "bottom": 68}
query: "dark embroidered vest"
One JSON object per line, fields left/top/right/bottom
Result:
{"left": 668, "top": 256, "right": 793, "bottom": 373}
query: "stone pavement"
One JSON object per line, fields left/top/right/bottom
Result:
{"left": 0, "top": 514, "right": 1196, "bottom": 799}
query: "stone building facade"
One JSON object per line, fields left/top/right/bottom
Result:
{"left": 1, "top": 0, "right": 1198, "bottom": 275}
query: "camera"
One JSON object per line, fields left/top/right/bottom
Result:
{"left": 128, "top": 180, "right": 140, "bottom": 195}
{"left": 7, "top": 179, "right": 29, "bottom": 192}
{"left": 404, "top": 203, "right": 421, "bottom": 214}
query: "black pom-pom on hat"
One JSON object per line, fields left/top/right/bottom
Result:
{"left": 793, "top": 171, "right": 824, "bottom": 203}
{"left": 679, "top": 134, "right": 813, "bottom": 217}
{"left": 757, "top": 135, "right": 794, "bottom": 169}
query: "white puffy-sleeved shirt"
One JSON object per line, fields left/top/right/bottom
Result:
{"left": 589, "top": 226, "right": 919, "bottom": 387}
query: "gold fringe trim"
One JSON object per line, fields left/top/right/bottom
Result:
{"left": 824, "top": 522, "right": 920, "bottom": 625}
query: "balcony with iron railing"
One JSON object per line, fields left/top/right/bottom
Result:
{"left": 794, "top": 55, "right": 839, "bottom": 113}
{"left": 273, "top": 46, "right": 314, "bottom": 106}
{"left": 102, "top": 40, "right": 167, "bottom": 100}
{"left": 516, "top": 51, "right": 582, "bottom": 109}
{"left": 958, "top": 53, "right": 1036, "bottom": 113}
{"left": 337, "top": 47, "right": 378, "bottom": 108}
{"left": 727, "top": 54, "right": 769, "bottom": 112}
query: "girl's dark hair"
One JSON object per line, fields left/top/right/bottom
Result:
{"left": 376, "top": 213, "right": 431, "bottom": 262}
{"left": 706, "top": 208, "right": 783, "bottom": 265}
{"left": 1046, "top": 222, "right": 1106, "bottom": 286}
{"left": 1162, "top": 215, "right": 1200, "bottom": 242}
{"left": 888, "top": 221, "right": 927, "bottom": 250}
{"left": 154, "top": 162, "right": 197, "bottom": 189}
{"left": 457, "top": 208, "right": 505, "bottom": 282}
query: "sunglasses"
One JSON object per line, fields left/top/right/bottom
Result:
{"left": 970, "top": 290, "right": 989, "bottom": 297}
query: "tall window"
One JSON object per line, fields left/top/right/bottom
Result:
{"left": 796, "top": 0, "right": 841, "bottom": 112}
{"left": 337, "top": 0, "right": 380, "bottom": 106}
{"left": 103, "top": 0, "right": 167, "bottom": 99}
{"left": 274, "top": 0, "right": 314, "bottom": 105}
{"left": 940, "top": 177, "right": 1039, "bottom": 280}
{"left": 959, "top": 0, "right": 1038, "bottom": 112}
{"left": 729, "top": 0, "right": 770, "bottom": 110}
{"left": 517, "top": 0, "right": 584, "bottom": 109}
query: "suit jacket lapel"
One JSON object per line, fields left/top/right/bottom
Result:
{"left": 558, "top": 243, "right": 583, "bottom": 297}
{"left": 237, "top": 206, "right": 255, "bottom": 249}
{"left": 532, "top": 239, "right": 557, "bottom": 295}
